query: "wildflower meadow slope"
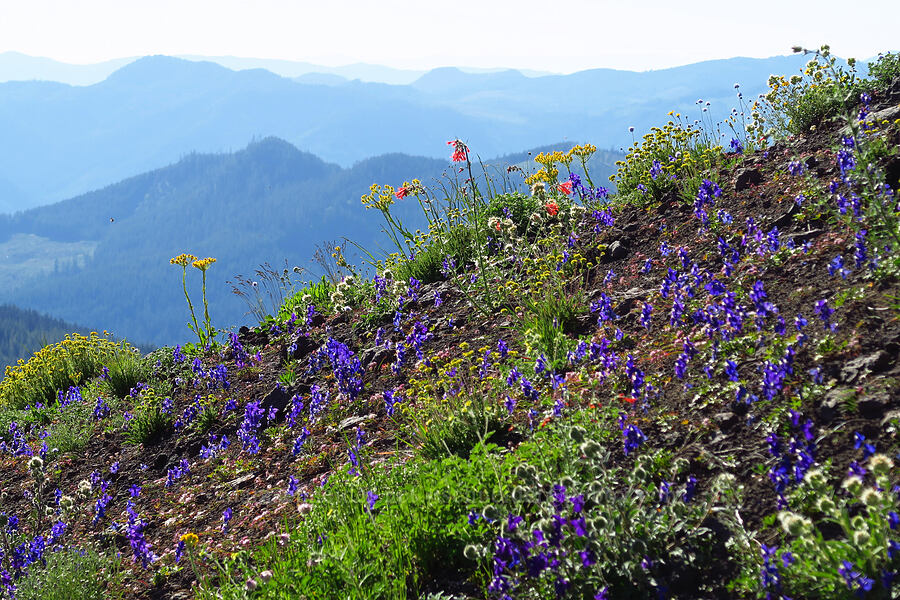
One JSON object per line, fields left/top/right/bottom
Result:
{"left": 1, "top": 46, "right": 900, "bottom": 600}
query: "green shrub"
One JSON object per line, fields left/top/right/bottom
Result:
{"left": 733, "top": 454, "right": 900, "bottom": 599}
{"left": 278, "top": 276, "right": 335, "bottom": 321}
{"left": 103, "top": 348, "right": 149, "bottom": 398}
{"left": 467, "top": 420, "right": 744, "bottom": 598}
{"left": 10, "top": 544, "right": 124, "bottom": 600}
{"left": 0, "top": 333, "right": 123, "bottom": 409}
{"left": 867, "top": 52, "right": 900, "bottom": 90}
{"left": 201, "top": 447, "right": 505, "bottom": 600}
{"left": 396, "top": 223, "right": 475, "bottom": 284}
{"left": 484, "top": 192, "right": 539, "bottom": 233}
{"left": 749, "top": 45, "right": 866, "bottom": 140}
{"left": 410, "top": 391, "right": 508, "bottom": 460}
{"left": 125, "top": 390, "right": 173, "bottom": 445}
{"left": 613, "top": 116, "right": 722, "bottom": 204}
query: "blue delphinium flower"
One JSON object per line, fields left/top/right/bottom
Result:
{"left": 640, "top": 303, "right": 653, "bottom": 329}
{"left": 854, "top": 432, "right": 876, "bottom": 459}
{"left": 837, "top": 149, "right": 856, "bottom": 177}
{"left": 829, "top": 255, "right": 849, "bottom": 279}
{"left": 787, "top": 160, "right": 805, "bottom": 176}
{"left": 222, "top": 507, "right": 233, "bottom": 533}
{"left": 854, "top": 230, "right": 869, "bottom": 269}
{"left": 618, "top": 413, "right": 647, "bottom": 455}
{"left": 839, "top": 560, "right": 874, "bottom": 596}
{"left": 292, "top": 427, "right": 310, "bottom": 456}
{"left": 814, "top": 299, "right": 836, "bottom": 331}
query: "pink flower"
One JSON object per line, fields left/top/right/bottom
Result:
{"left": 395, "top": 186, "right": 409, "bottom": 199}
{"left": 447, "top": 139, "right": 469, "bottom": 162}
{"left": 557, "top": 181, "right": 573, "bottom": 195}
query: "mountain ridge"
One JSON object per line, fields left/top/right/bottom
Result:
{"left": 0, "top": 53, "right": 818, "bottom": 210}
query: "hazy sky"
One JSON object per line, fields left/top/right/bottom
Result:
{"left": 2, "top": 0, "right": 898, "bottom": 72}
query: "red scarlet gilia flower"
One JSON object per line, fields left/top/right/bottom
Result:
{"left": 545, "top": 202, "right": 559, "bottom": 216}
{"left": 447, "top": 139, "right": 469, "bottom": 162}
{"left": 557, "top": 181, "right": 573, "bottom": 195}
{"left": 395, "top": 186, "right": 409, "bottom": 199}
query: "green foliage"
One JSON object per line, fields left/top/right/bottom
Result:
{"left": 11, "top": 545, "right": 124, "bottom": 600}
{"left": 466, "top": 420, "right": 742, "bottom": 598}
{"left": 194, "top": 395, "right": 220, "bottom": 436}
{"left": 202, "top": 447, "right": 505, "bottom": 599}
{"left": 747, "top": 45, "right": 900, "bottom": 141}
{"left": 867, "top": 52, "right": 900, "bottom": 90}
{"left": 102, "top": 347, "right": 149, "bottom": 398}
{"left": 279, "top": 276, "right": 335, "bottom": 321}
{"left": 51, "top": 388, "right": 120, "bottom": 455}
{"left": 410, "top": 390, "right": 508, "bottom": 460}
{"left": 397, "top": 224, "right": 475, "bottom": 285}
{"left": 521, "top": 288, "right": 580, "bottom": 372}
{"left": 0, "top": 332, "right": 122, "bottom": 410}
{"left": 734, "top": 456, "right": 899, "bottom": 599}
{"left": 124, "top": 389, "right": 173, "bottom": 446}
{"left": 613, "top": 116, "right": 722, "bottom": 204}
{"left": 484, "top": 192, "right": 540, "bottom": 233}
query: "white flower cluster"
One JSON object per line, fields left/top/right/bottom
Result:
{"left": 329, "top": 275, "right": 356, "bottom": 312}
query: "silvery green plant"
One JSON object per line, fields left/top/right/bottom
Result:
{"left": 465, "top": 424, "right": 743, "bottom": 598}
{"left": 746, "top": 454, "right": 899, "bottom": 599}
{"left": 27, "top": 456, "right": 50, "bottom": 532}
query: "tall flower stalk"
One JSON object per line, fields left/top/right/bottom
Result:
{"left": 170, "top": 254, "right": 217, "bottom": 347}
{"left": 170, "top": 253, "right": 202, "bottom": 346}
{"left": 192, "top": 257, "right": 218, "bottom": 347}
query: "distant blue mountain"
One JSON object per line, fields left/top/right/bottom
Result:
{"left": 0, "top": 53, "right": 818, "bottom": 210}
{"left": 0, "top": 51, "right": 134, "bottom": 86}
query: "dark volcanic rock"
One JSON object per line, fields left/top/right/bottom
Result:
{"left": 840, "top": 350, "right": 892, "bottom": 383}
{"left": 735, "top": 167, "right": 763, "bottom": 191}
{"left": 607, "top": 240, "right": 629, "bottom": 260}
{"left": 260, "top": 384, "right": 291, "bottom": 422}
{"left": 284, "top": 330, "right": 317, "bottom": 360}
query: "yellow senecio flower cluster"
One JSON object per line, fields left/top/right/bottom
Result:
{"left": 170, "top": 253, "right": 198, "bottom": 267}
{"left": 526, "top": 144, "right": 597, "bottom": 185}
{"left": 361, "top": 183, "right": 396, "bottom": 211}
{"left": 192, "top": 257, "right": 217, "bottom": 271}
{"left": 0, "top": 332, "right": 124, "bottom": 409}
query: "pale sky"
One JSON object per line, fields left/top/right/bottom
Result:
{"left": 2, "top": 0, "right": 898, "bottom": 73}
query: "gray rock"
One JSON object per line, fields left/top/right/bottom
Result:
{"left": 612, "top": 287, "right": 650, "bottom": 315}
{"left": 840, "top": 350, "right": 893, "bottom": 383}
{"left": 869, "top": 104, "right": 900, "bottom": 124}
{"left": 226, "top": 474, "right": 255, "bottom": 489}
{"left": 786, "top": 229, "right": 823, "bottom": 246}
{"left": 769, "top": 202, "right": 803, "bottom": 229}
{"left": 607, "top": 240, "right": 629, "bottom": 260}
{"left": 360, "top": 345, "right": 395, "bottom": 369}
{"left": 260, "top": 384, "right": 291, "bottom": 421}
{"left": 881, "top": 409, "right": 900, "bottom": 427}
{"left": 338, "top": 414, "right": 375, "bottom": 431}
{"left": 285, "top": 331, "right": 317, "bottom": 360}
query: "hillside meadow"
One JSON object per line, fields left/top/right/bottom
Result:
{"left": 1, "top": 46, "right": 900, "bottom": 599}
